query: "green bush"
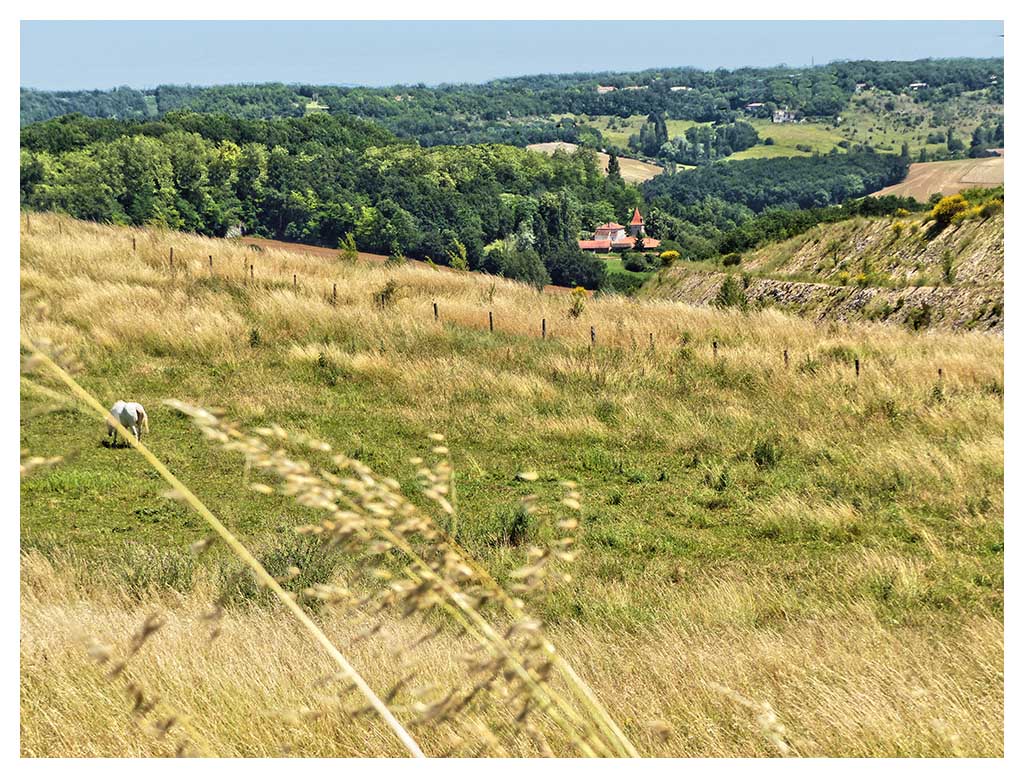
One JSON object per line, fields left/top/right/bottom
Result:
{"left": 622, "top": 253, "right": 650, "bottom": 273}
{"left": 722, "top": 253, "right": 742, "bottom": 267}
{"left": 906, "top": 303, "right": 933, "bottom": 331}
{"left": 713, "top": 276, "right": 747, "bottom": 309}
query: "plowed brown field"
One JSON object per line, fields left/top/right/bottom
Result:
{"left": 871, "top": 156, "right": 1003, "bottom": 201}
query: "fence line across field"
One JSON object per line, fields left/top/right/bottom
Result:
{"left": 98, "top": 240, "right": 921, "bottom": 382}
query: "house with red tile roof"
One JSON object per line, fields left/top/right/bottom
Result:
{"left": 579, "top": 208, "right": 661, "bottom": 252}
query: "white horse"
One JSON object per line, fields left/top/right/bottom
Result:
{"left": 107, "top": 401, "right": 149, "bottom": 446}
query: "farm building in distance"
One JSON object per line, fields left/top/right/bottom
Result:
{"left": 579, "top": 208, "right": 661, "bottom": 252}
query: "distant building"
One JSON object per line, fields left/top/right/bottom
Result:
{"left": 909, "top": 82, "right": 928, "bottom": 90}
{"left": 579, "top": 208, "right": 661, "bottom": 252}
{"left": 744, "top": 102, "right": 766, "bottom": 111}
{"left": 622, "top": 85, "right": 649, "bottom": 91}
{"left": 670, "top": 85, "right": 693, "bottom": 92}
{"left": 854, "top": 82, "right": 868, "bottom": 93}
{"left": 772, "top": 107, "right": 797, "bottom": 124}
{"left": 596, "top": 85, "right": 617, "bottom": 94}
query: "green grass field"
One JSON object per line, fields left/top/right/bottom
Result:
{"left": 603, "top": 255, "right": 653, "bottom": 278}
{"left": 21, "top": 214, "right": 1003, "bottom": 757}
{"left": 553, "top": 114, "right": 701, "bottom": 151}
{"left": 554, "top": 113, "right": 847, "bottom": 161}
{"left": 729, "top": 119, "right": 846, "bottom": 160}
{"left": 553, "top": 88, "right": 1002, "bottom": 165}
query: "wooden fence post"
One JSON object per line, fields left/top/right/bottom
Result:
{"left": 250, "top": 264, "right": 254, "bottom": 283}
{"left": 489, "top": 311, "right": 494, "bottom": 332}
{"left": 591, "top": 326, "right": 596, "bottom": 346}
{"left": 293, "top": 273, "right": 297, "bottom": 290}
{"left": 132, "top": 236, "right": 136, "bottom": 252}
{"left": 784, "top": 349, "right": 789, "bottom": 368}
{"left": 649, "top": 332, "right": 654, "bottom": 349}
{"left": 170, "top": 247, "right": 174, "bottom": 268}
{"left": 58, "top": 221, "right": 62, "bottom": 235}
{"left": 713, "top": 340, "right": 718, "bottom": 360}
{"left": 209, "top": 255, "right": 213, "bottom": 271}
{"left": 542, "top": 318, "right": 546, "bottom": 340}
{"left": 332, "top": 283, "right": 337, "bottom": 306}
{"left": 26, "top": 213, "right": 30, "bottom": 233}
{"left": 855, "top": 358, "right": 860, "bottom": 378}
{"left": 433, "top": 301, "right": 439, "bottom": 321}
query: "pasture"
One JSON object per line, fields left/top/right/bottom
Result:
{"left": 728, "top": 119, "right": 846, "bottom": 160}
{"left": 552, "top": 114, "right": 701, "bottom": 150}
{"left": 20, "top": 214, "right": 1003, "bottom": 757}
{"left": 551, "top": 113, "right": 847, "bottom": 163}
{"left": 838, "top": 89, "right": 1002, "bottom": 157}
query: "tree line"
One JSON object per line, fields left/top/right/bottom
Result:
{"left": 22, "top": 58, "right": 1003, "bottom": 148}
{"left": 20, "top": 112, "right": 638, "bottom": 289}
{"left": 641, "top": 151, "right": 911, "bottom": 258}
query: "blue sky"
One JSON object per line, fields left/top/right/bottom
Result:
{"left": 21, "top": 20, "right": 1004, "bottom": 91}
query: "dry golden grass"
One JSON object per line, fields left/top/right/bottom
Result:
{"left": 21, "top": 551, "right": 1002, "bottom": 757}
{"left": 20, "top": 213, "right": 1003, "bottom": 757}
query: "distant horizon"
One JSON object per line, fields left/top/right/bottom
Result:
{"left": 21, "top": 20, "right": 1004, "bottom": 92}
{"left": 19, "top": 54, "right": 1008, "bottom": 94}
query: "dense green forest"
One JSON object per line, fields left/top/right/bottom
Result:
{"left": 19, "top": 58, "right": 1002, "bottom": 290}
{"left": 640, "top": 151, "right": 910, "bottom": 256}
{"left": 20, "top": 112, "right": 644, "bottom": 289}
{"left": 20, "top": 111, "right": 918, "bottom": 283}
{"left": 22, "top": 57, "right": 1002, "bottom": 149}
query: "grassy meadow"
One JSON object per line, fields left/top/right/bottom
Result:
{"left": 20, "top": 213, "right": 1003, "bottom": 757}
{"left": 552, "top": 93, "right": 1004, "bottom": 164}
{"left": 839, "top": 89, "right": 1003, "bottom": 157}
{"left": 552, "top": 112, "right": 846, "bottom": 162}
{"left": 729, "top": 119, "right": 846, "bottom": 160}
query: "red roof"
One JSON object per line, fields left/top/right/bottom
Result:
{"left": 595, "top": 222, "right": 624, "bottom": 231}
{"left": 611, "top": 237, "right": 660, "bottom": 250}
{"left": 629, "top": 208, "right": 644, "bottom": 226}
{"left": 579, "top": 237, "right": 661, "bottom": 251}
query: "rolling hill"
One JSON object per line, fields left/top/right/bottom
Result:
{"left": 871, "top": 157, "right": 1004, "bottom": 201}
{"left": 643, "top": 211, "right": 1004, "bottom": 332}
{"left": 20, "top": 213, "right": 1003, "bottom": 756}
{"left": 526, "top": 141, "right": 663, "bottom": 183}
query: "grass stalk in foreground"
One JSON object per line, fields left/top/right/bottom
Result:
{"left": 171, "top": 405, "right": 633, "bottom": 757}
{"left": 19, "top": 334, "right": 426, "bottom": 759}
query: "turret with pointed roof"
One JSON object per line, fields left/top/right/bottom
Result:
{"left": 628, "top": 207, "right": 645, "bottom": 237}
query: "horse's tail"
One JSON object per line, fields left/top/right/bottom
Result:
{"left": 139, "top": 408, "right": 149, "bottom": 434}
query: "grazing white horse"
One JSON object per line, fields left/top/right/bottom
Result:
{"left": 107, "top": 401, "right": 149, "bottom": 445}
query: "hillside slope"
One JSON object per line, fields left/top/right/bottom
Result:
{"left": 871, "top": 158, "right": 1004, "bottom": 201}
{"left": 526, "top": 141, "right": 663, "bottom": 183}
{"left": 20, "top": 214, "right": 1003, "bottom": 756}
{"left": 645, "top": 213, "right": 1003, "bottom": 331}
